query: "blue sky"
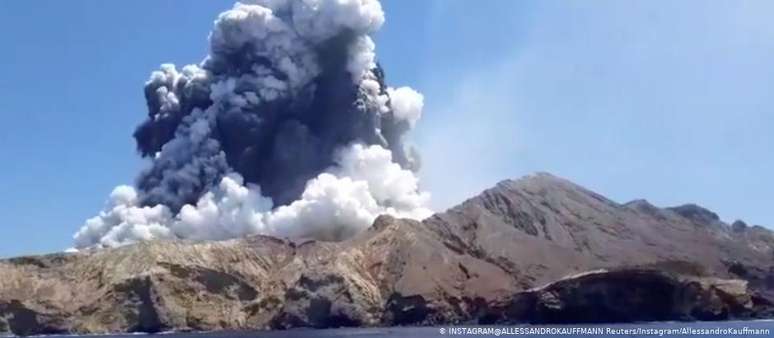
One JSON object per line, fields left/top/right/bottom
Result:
{"left": 1, "top": 0, "right": 773, "bottom": 257}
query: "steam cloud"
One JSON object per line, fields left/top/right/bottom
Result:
{"left": 74, "top": 0, "right": 431, "bottom": 249}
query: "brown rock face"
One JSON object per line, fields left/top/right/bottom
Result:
{"left": 488, "top": 270, "right": 756, "bottom": 324}
{"left": 424, "top": 173, "right": 774, "bottom": 296}
{"left": 1, "top": 173, "right": 773, "bottom": 335}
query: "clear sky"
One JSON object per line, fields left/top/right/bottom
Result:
{"left": 1, "top": 0, "right": 773, "bottom": 258}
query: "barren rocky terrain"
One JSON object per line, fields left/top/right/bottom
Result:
{"left": 2, "top": 173, "right": 773, "bottom": 335}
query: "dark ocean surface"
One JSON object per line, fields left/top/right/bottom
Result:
{"left": 12, "top": 320, "right": 774, "bottom": 338}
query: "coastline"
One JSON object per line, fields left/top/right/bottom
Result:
{"left": 8, "top": 320, "right": 774, "bottom": 338}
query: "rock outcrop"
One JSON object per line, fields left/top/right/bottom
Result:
{"left": 488, "top": 269, "right": 758, "bottom": 324}
{"left": 1, "top": 173, "right": 773, "bottom": 335}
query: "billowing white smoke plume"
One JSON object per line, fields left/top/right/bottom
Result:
{"left": 73, "top": 0, "right": 431, "bottom": 249}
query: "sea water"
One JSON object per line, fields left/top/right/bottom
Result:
{"left": 14, "top": 320, "right": 774, "bottom": 338}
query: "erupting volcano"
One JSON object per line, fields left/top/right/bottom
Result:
{"left": 74, "top": 0, "right": 431, "bottom": 249}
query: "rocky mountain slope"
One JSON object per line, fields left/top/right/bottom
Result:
{"left": 2, "top": 173, "right": 773, "bottom": 335}
{"left": 426, "top": 173, "right": 774, "bottom": 295}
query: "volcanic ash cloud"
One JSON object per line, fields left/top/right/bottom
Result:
{"left": 73, "top": 0, "right": 431, "bottom": 249}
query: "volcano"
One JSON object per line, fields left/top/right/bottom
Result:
{"left": 2, "top": 173, "right": 773, "bottom": 335}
